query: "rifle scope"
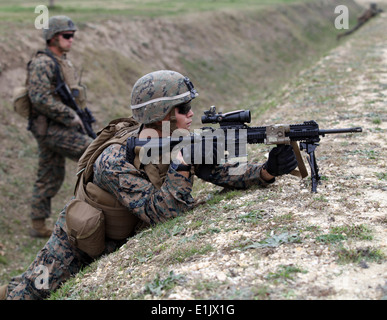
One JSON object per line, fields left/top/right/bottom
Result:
{"left": 201, "top": 106, "right": 251, "bottom": 124}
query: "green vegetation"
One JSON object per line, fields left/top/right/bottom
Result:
{"left": 265, "top": 264, "right": 307, "bottom": 282}
{"left": 144, "top": 271, "right": 184, "bottom": 296}
{"left": 316, "top": 224, "right": 373, "bottom": 244}
{"left": 335, "top": 247, "right": 385, "bottom": 264}
{"left": 244, "top": 232, "right": 301, "bottom": 250}
{"left": 375, "top": 172, "right": 387, "bottom": 181}
{"left": 0, "top": 0, "right": 316, "bottom": 24}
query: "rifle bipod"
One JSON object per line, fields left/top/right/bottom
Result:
{"left": 300, "top": 142, "right": 321, "bottom": 193}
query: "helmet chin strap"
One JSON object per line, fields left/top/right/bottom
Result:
{"left": 48, "top": 36, "right": 70, "bottom": 54}
{"left": 143, "top": 109, "right": 178, "bottom": 136}
{"left": 169, "top": 113, "right": 178, "bottom": 134}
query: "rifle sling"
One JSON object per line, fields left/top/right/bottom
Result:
{"left": 290, "top": 141, "right": 308, "bottom": 179}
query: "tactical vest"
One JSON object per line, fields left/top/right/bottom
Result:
{"left": 78, "top": 119, "right": 141, "bottom": 225}
{"left": 54, "top": 54, "right": 87, "bottom": 109}
{"left": 14, "top": 49, "right": 86, "bottom": 121}
{"left": 65, "top": 117, "right": 176, "bottom": 256}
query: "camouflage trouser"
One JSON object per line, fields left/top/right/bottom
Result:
{"left": 6, "top": 206, "right": 124, "bottom": 300}
{"left": 31, "top": 121, "right": 92, "bottom": 220}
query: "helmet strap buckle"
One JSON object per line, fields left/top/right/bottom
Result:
{"left": 184, "top": 77, "right": 197, "bottom": 99}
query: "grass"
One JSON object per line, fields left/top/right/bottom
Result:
{"left": 170, "top": 243, "right": 214, "bottom": 263}
{"left": 375, "top": 172, "right": 387, "bottom": 181}
{"left": 316, "top": 224, "right": 373, "bottom": 244}
{"left": 265, "top": 264, "right": 307, "bottom": 282}
{"left": 336, "top": 247, "right": 385, "bottom": 264}
{"left": 143, "top": 271, "right": 184, "bottom": 296}
{"left": 244, "top": 231, "right": 301, "bottom": 250}
{"left": 0, "top": 0, "right": 316, "bottom": 24}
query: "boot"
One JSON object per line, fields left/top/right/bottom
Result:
{"left": 0, "top": 284, "right": 8, "bottom": 300}
{"left": 29, "top": 219, "right": 52, "bottom": 238}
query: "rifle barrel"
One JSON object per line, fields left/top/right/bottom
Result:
{"left": 319, "top": 127, "right": 362, "bottom": 135}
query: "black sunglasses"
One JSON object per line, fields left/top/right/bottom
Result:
{"left": 61, "top": 33, "right": 75, "bottom": 40}
{"left": 177, "top": 103, "right": 191, "bottom": 115}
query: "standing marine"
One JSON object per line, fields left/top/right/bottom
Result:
{"left": 0, "top": 70, "right": 297, "bottom": 300}
{"left": 27, "top": 15, "right": 93, "bottom": 237}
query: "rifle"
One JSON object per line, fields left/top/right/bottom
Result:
{"left": 42, "top": 49, "right": 97, "bottom": 139}
{"left": 129, "top": 106, "right": 362, "bottom": 193}
{"left": 201, "top": 106, "right": 362, "bottom": 192}
{"left": 55, "top": 81, "right": 97, "bottom": 139}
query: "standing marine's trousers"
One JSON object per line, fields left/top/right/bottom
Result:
{"left": 30, "top": 121, "right": 92, "bottom": 220}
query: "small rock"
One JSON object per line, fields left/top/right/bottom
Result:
{"left": 217, "top": 271, "right": 227, "bottom": 281}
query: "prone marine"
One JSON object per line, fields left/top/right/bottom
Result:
{"left": 0, "top": 70, "right": 298, "bottom": 299}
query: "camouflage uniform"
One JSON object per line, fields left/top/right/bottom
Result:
{"left": 6, "top": 139, "right": 270, "bottom": 299}
{"left": 28, "top": 44, "right": 92, "bottom": 221}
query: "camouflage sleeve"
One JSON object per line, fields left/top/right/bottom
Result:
{"left": 93, "top": 144, "right": 195, "bottom": 225}
{"left": 27, "top": 54, "right": 77, "bottom": 126}
{"left": 196, "top": 162, "right": 274, "bottom": 189}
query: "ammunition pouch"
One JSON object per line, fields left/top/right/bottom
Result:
{"left": 78, "top": 180, "right": 140, "bottom": 240}
{"left": 65, "top": 177, "right": 141, "bottom": 257}
{"left": 64, "top": 118, "right": 143, "bottom": 256}
{"left": 13, "top": 86, "right": 31, "bottom": 119}
{"left": 65, "top": 199, "right": 105, "bottom": 258}
{"left": 71, "top": 84, "right": 87, "bottom": 109}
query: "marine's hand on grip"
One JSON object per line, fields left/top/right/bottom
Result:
{"left": 264, "top": 144, "right": 298, "bottom": 177}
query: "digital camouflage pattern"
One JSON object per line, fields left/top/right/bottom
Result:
{"left": 5, "top": 137, "right": 271, "bottom": 299}
{"left": 93, "top": 143, "right": 196, "bottom": 225}
{"left": 130, "top": 70, "right": 198, "bottom": 124}
{"left": 30, "top": 125, "right": 92, "bottom": 220}
{"left": 28, "top": 50, "right": 92, "bottom": 220}
{"left": 42, "top": 15, "right": 77, "bottom": 41}
{"left": 6, "top": 206, "right": 123, "bottom": 300}
{"left": 28, "top": 52, "right": 79, "bottom": 126}
{"left": 6, "top": 209, "right": 85, "bottom": 300}
{"left": 93, "top": 143, "right": 271, "bottom": 225}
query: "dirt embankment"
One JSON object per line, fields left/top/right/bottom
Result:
{"left": 0, "top": 0, "right": 362, "bottom": 118}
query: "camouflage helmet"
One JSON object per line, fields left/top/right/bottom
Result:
{"left": 130, "top": 70, "right": 198, "bottom": 124}
{"left": 43, "top": 15, "right": 77, "bottom": 41}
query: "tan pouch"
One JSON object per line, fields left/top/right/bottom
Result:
{"left": 71, "top": 84, "right": 87, "bottom": 109}
{"left": 65, "top": 199, "right": 105, "bottom": 257}
{"left": 13, "top": 86, "right": 31, "bottom": 119}
{"left": 84, "top": 182, "right": 140, "bottom": 240}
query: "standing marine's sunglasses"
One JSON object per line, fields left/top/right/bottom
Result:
{"left": 177, "top": 102, "right": 192, "bottom": 115}
{"left": 61, "top": 33, "right": 75, "bottom": 40}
